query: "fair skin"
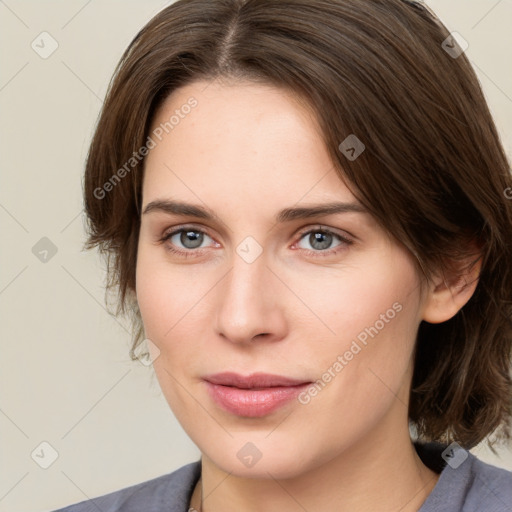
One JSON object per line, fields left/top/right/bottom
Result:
{"left": 136, "top": 78, "right": 480, "bottom": 512}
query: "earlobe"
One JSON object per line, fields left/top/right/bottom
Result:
{"left": 422, "top": 256, "right": 482, "bottom": 324}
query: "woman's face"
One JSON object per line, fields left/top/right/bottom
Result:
{"left": 136, "top": 79, "right": 427, "bottom": 479}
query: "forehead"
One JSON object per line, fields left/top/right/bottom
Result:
{"left": 142, "top": 79, "right": 357, "bottom": 210}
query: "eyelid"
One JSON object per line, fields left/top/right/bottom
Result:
{"left": 162, "top": 221, "right": 210, "bottom": 233}
{"left": 293, "top": 224, "right": 354, "bottom": 243}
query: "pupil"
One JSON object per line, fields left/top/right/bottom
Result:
{"left": 181, "top": 230, "right": 203, "bottom": 249}
{"left": 311, "top": 232, "right": 332, "bottom": 250}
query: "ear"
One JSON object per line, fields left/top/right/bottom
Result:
{"left": 421, "top": 248, "right": 483, "bottom": 324}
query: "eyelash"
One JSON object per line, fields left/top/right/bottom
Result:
{"left": 158, "top": 224, "right": 354, "bottom": 259}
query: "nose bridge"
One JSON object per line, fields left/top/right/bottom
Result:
{"left": 214, "top": 246, "right": 286, "bottom": 343}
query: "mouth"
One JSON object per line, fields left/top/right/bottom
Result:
{"left": 203, "top": 372, "right": 312, "bottom": 417}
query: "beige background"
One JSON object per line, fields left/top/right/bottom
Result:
{"left": 0, "top": 1, "right": 511, "bottom": 511}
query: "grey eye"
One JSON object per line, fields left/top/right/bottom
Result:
{"left": 170, "top": 229, "right": 210, "bottom": 249}
{"left": 298, "top": 230, "right": 342, "bottom": 251}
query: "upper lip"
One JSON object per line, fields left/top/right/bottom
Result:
{"left": 203, "top": 372, "right": 311, "bottom": 389}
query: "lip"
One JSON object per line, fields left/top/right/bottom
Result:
{"left": 203, "top": 372, "right": 312, "bottom": 417}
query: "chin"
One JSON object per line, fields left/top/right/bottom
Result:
{"left": 200, "top": 435, "right": 323, "bottom": 480}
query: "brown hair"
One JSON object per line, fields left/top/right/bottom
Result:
{"left": 83, "top": 0, "right": 512, "bottom": 450}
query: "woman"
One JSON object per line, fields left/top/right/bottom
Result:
{"left": 54, "top": 0, "right": 512, "bottom": 510}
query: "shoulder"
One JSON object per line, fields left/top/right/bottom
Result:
{"left": 463, "top": 454, "right": 512, "bottom": 511}
{"left": 50, "top": 460, "right": 201, "bottom": 512}
{"left": 417, "top": 442, "right": 512, "bottom": 512}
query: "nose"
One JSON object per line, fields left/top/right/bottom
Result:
{"left": 214, "top": 251, "right": 288, "bottom": 345}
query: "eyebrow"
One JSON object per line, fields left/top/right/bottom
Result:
{"left": 142, "top": 199, "right": 368, "bottom": 223}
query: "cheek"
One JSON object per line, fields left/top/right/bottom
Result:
{"left": 135, "top": 250, "right": 199, "bottom": 413}
{"left": 288, "top": 251, "right": 421, "bottom": 406}
{"left": 135, "top": 261, "right": 169, "bottom": 342}
{"left": 279, "top": 255, "right": 417, "bottom": 353}
{"left": 135, "top": 245, "right": 217, "bottom": 385}
{"left": 135, "top": 244, "right": 202, "bottom": 341}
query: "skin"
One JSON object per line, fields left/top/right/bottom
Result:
{"left": 136, "top": 78, "right": 481, "bottom": 511}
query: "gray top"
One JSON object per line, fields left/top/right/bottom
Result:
{"left": 51, "top": 442, "right": 512, "bottom": 512}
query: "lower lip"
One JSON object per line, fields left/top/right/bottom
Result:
{"left": 204, "top": 381, "right": 310, "bottom": 417}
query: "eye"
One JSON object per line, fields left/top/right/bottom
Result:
{"left": 167, "top": 229, "right": 210, "bottom": 249}
{"left": 159, "top": 224, "right": 353, "bottom": 259}
{"left": 294, "top": 227, "right": 353, "bottom": 257}
{"left": 160, "top": 225, "right": 218, "bottom": 258}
